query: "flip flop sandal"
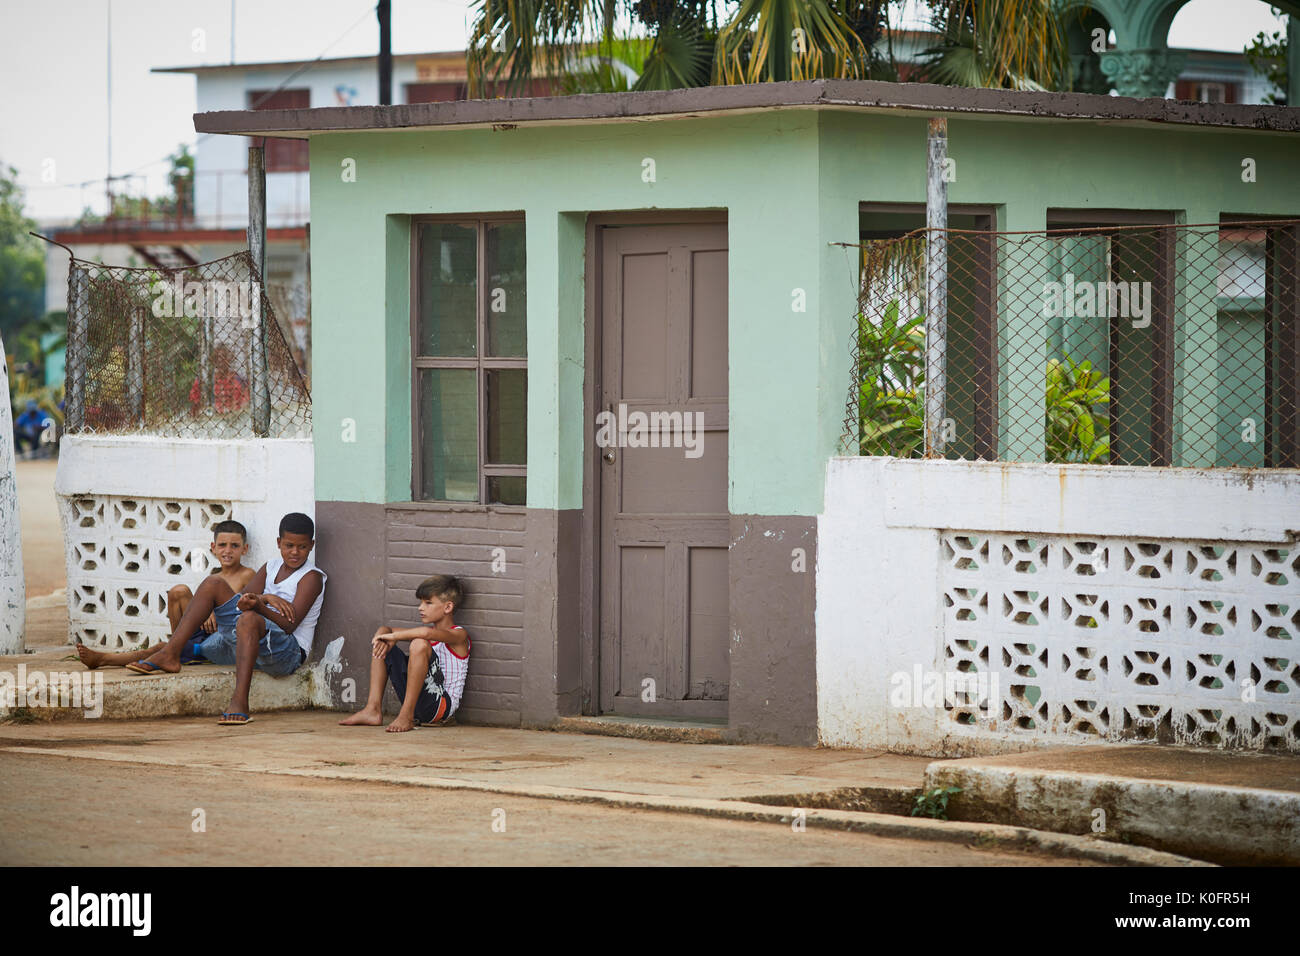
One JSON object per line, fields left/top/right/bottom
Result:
{"left": 218, "top": 712, "right": 254, "bottom": 725}
{"left": 124, "top": 661, "right": 167, "bottom": 676}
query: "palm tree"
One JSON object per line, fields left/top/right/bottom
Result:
{"left": 465, "top": 0, "right": 1080, "bottom": 96}
{"left": 920, "top": 0, "right": 1076, "bottom": 90}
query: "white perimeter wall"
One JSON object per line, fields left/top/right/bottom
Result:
{"left": 55, "top": 436, "right": 313, "bottom": 649}
{"left": 817, "top": 457, "right": 1300, "bottom": 755}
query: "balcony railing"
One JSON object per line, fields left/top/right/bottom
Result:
{"left": 62, "top": 168, "right": 309, "bottom": 236}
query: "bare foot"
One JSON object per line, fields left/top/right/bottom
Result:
{"left": 386, "top": 715, "right": 416, "bottom": 733}
{"left": 75, "top": 644, "right": 107, "bottom": 669}
{"left": 339, "top": 709, "right": 383, "bottom": 726}
{"left": 132, "top": 650, "right": 183, "bottom": 674}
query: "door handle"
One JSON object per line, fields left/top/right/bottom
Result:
{"left": 603, "top": 450, "right": 616, "bottom": 464}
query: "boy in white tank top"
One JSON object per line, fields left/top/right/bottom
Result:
{"left": 212, "top": 512, "right": 326, "bottom": 725}
{"left": 340, "top": 574, "right": 470, "bottom": 733}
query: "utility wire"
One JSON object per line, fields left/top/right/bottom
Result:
{"left": 21, "top": 2, "right": 379, "bottom": 193}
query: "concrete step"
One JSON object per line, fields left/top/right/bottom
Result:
{"left": 0, "top": 642, "right": 316, "bottom": 722}
{"left": 548, "top": 714, "right": 732, "bottom": 745}
{"left": 924, "top": 744, "right": 1300, "bottom": 865}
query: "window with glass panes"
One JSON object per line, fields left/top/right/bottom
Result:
{"left": 412, "top": 218, "right": 526, "bottom": 505}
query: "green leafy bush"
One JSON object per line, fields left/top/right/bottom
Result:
{"left": 1045, "top": 350, "right": 1111, "bottom": 464}
{"left": 856, "top": 299, "right": 926, "bottom": 457}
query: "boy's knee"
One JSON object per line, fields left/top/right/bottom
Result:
{"left": 409, "top": 638, "right": 431, "bottom": 657}
{"left": 236, "top": 615, "right": 264, "bottom": 639}
{"left": 167, "top": 584, "right": 192, "bottom": 602}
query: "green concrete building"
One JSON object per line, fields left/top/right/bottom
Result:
{"left": 196, "top": 80, "right": 1299, "bottom": 744}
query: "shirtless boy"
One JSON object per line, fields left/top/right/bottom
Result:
{"left": 75, "top": 520, "right": 255, "bottom": 670}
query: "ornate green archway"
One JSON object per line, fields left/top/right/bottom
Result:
{"left": 1057, "top": 0, "right": 1299, "bottom": 100}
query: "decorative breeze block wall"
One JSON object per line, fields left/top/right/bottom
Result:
{"left": 64, "top": 495, "right": 233, "bottom": 650}
{"left": 941, "top": 532, "right": 1299, "bottom": 751}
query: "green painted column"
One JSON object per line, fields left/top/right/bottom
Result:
{"left": 1098, "top": 48, "right": 1187, "bottom": 97}
{"left": 384, "top": 215, "right": 413, "bottom": 502}
{"left": 550, "top": 211, "right": 587, "bottom": 512}
{"left": 1289, "top": 15, "right": 1299, "bottom": 106}
{"left": 998, "top": 203, "right": 1047, "bottom": 461}
{"left": 1176, "top": 207, "right": 1222, "bottom": 467}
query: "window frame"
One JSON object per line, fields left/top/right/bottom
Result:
{"left": 1044, "top": 209, "right": 1177, "bottom": 466}
{"left": 409, "top": 213, "right": 528, "bottom": 508}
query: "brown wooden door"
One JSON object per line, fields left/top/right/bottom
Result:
{"left": 598, "top": 222, "right": 729, "bottom": 719}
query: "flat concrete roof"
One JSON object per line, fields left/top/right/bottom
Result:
{"left": 192, "top": 78, "right": 1300, "bottom": 139}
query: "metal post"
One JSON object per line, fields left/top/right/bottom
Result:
{"left": 378, "top": 0, "right": 392, "bottom": 105}
{"left": 128, "top": 305, "right": 145, "bottom": 424}
{"left": 199, "top": 314, "right": 213, "bottom": 407}
{"left": 248, "top": 145, "right": 270, "bottom": 436}
{"left": 925, "top": 117, "right": 949, "bottom": 457}
{"left": 66, "top": 265, "right": 88, "bottom": 432}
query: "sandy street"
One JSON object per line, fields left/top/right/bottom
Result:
{"left": 0, "top": 750, "right": 1103, "bottom": 866}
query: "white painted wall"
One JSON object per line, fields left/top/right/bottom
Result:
{"left": 0, "top": 334, "right": 25, "bottom": 654}
{"left": 191, "top": 59, "right": 429, "bottom": 230}
{"left": 54, "top": 436, "right": 314, "bottom": 649}
{"left": 816, "top": 457, "right": 1300, "bottom": 755}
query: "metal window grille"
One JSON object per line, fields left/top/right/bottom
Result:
{"left": 840, "top": 219, "right": 1300, "bottom": 467}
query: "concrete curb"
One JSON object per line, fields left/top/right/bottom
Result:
{"left": 0, "top": 662, "right": 313, "bottom": 721}
{"left": 5, "top": 738, "right": 1208, "bottom": 866}
{"left": 926, "top": 762, "right": 1299, "bottom": 866}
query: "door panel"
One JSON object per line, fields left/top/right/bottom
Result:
{"left": 599, "top": 222, "right": 729, "bottom": 719}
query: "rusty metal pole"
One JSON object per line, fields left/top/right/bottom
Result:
{"left": 925, "top": 117, "right": 948, "bottom": 457}
{"left": 128, "top": 304, "right": 145, "bottom": 424}
{"left": 248, "top": 145, "right": 270, "bottom": 436}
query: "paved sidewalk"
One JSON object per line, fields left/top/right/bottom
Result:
{"left": 0, "top": 711, "right": 1200, "bottom": 865}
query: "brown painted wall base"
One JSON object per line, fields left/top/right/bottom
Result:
{"left": 384, "top": 505, "right": 526, "bottom": 726}
{"left": 727, "top": 515, "right": 819, "bottom": 746}
{"left": 313, "top": 501, "right": 388, "bottom": 705}
{"left": 316, "top": 502, "right": 818, "bottom": 745}
{"left": 521, "top": 508, "right": 583, "bottom": 726}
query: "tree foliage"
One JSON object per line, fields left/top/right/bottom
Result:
{"left": 0, "top": 164, "right": 46, "bottom": 343}
{"left": 466, "top": 0, "right": 1074, "bottom": 94}
{"left": 1244, "top": 11, "right": 1288, "bottom": 106}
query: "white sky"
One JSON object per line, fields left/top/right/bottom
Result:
{"left": 0, "top": 0, "right": 1288, "bottom": 224}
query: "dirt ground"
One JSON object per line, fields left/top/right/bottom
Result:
{"left": 0, "top": 751, "right": 1104, "bottom": 866}
{"left": 15, "top": 458, "right": 62, "bottom": 597}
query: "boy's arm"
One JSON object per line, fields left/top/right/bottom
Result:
{"left": 248, "top": 570, "right": 323, "bottom": 634}
{"left": 236, "top": 568, "right": 321, "bottom": 634}
{"left": 379, "top": 624, "right": 461, "bottom": 645}
{"left": 235, "top": 566, "right": 267, "bottom": 609}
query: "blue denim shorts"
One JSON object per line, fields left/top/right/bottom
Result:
{"left": 180, "top": 593, "right": 242, "bottom": 663}
{"left": 195, "top": 611, "right": 306, "bottom": 677}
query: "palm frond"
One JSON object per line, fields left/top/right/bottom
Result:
{"left": 635, "top": 15, "right": 712, "bottom": 89}
{"left": 715, "top": 0, "right": 871, "bottom": 85}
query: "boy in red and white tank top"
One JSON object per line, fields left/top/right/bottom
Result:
{"left": 339, "top": 574, "right": 470, "bottom": 733}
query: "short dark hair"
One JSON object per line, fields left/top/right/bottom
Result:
{"left": 279, "top": 512, "right": 314, "bottom": 538}
{"left": 416, "top": 574, "right": 464, "bottom": 609}
{"left": 211, "top": 519, "right": 248, "bottom": 543}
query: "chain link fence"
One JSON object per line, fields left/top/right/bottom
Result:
{"left": 63, "top": 251, "right": 312, "bottom": 440}
{"left": 841, "top": 220, "right": 1300, "bottom": 468}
